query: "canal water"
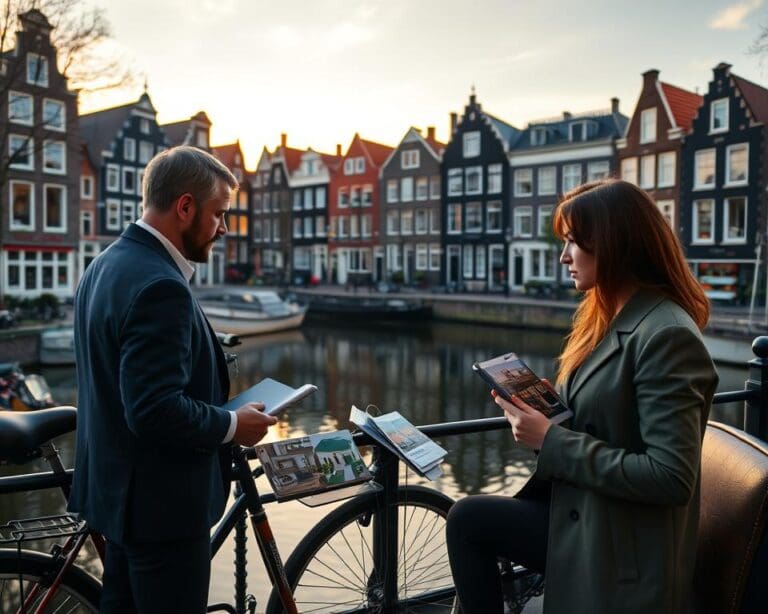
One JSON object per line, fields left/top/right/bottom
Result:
{"left": 0, "top": 320, "right": 749, "bottom": 609}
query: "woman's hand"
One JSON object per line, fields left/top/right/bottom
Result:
{"left": 493, "top": 389, "right": 553, "bottom": 450}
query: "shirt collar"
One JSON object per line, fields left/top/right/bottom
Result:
{"left": 135, "top": 218, "right": 196, "bottom": 283}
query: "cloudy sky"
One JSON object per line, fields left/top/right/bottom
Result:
{"left": 82, "top": 0, "right": 768, "bottom": 169}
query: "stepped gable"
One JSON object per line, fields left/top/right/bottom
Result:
{"left": 79, "top": 102, "right": 134, "bottom": 167}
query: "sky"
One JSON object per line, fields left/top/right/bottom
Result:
{"left": 78, "top": 0, "right": 768, "bottom": 170}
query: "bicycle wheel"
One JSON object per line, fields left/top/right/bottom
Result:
{"left": 265, "top": 485, "right": 456, "bottom": 614}
{"left": 0, "top": 548, "right": 101, "bottom": 613}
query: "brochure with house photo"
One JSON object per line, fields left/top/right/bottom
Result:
{"left": 472, "top": 352, "right": 572, "bottom": 424}
{"left": 255, "top": 430, "right": 371, "bottom": 500}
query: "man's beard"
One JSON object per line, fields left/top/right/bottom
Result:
{"left": 181, "top": 211, "right": 218, "bottom": 263}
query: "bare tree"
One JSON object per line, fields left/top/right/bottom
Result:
{"left": 749, "top": 21, "right": 768, "bottom": 72}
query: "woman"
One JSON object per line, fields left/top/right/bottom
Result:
{"left": 446, "top": 179, "right": 718, "bottom": 613}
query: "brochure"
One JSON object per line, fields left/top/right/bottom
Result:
{"left": 472, "top": 353, "right": 573, "bottom": 424}
{"left": 350, "top": 406, "right": 446, "bottom": 480}
{"left": 255, "top": 430, "right": 371, "bottom": 500}
{"left": 223, "top": 378, "right": 317, "bottom": 416}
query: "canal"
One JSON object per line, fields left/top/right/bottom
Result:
{"left": 0, "top": 320, "right": 750, "bottom": 609}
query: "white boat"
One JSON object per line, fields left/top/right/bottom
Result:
{"left": 198, "top": 290, "right": 307, "bottom": 337}
{"left": 39, "top": 326, "right": 75, "bottom": 366}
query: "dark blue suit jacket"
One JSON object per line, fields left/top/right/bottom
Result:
{"left": 69, "top": 224, "right": 232, "bottom": 543}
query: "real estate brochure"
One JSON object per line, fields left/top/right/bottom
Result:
{"left": 223, "top": 378, "right": 318, "bottom": 416}
{"left": 472, "top": 353, "right": 573, "bottom": 424}
{"left": 350, "top": 406, "right": 446, "bottom": 480}
{"left": 255, "top": 430, "right": 372, "bottom": 500}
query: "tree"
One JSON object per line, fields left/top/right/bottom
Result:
{"left": 749, "top": 21, "right": 768, "bottom": 72}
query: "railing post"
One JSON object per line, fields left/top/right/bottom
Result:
{"left": 744, "top": 336, "right": 768, "bottom": 439}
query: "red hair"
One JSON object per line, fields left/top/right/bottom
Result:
{"left": 553, "top": 179, "right": 709, "bottom": 384}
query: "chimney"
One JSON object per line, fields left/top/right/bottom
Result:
{"left": 336, "top": 143, "right": 342, "bottom": 157}
{"left": 280, "top": 133, "right": 287, "bottom": 148}
{"left": 642, "top": 69, "right": 660, "bottom": 86}
{"left": 611, "top": 97, "right": 620, "bottom": 114}
{"left": 450, "top": 112, "right": 458, "bottom": 134}
{"left": 563, "top": 111, "right": 572, "bottom": 120}
{"left": 427, "top": 126, "right": 436, "bottom": 141}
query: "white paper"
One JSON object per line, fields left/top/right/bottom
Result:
{"left": 223, "top": 378, "right": 317, "bottom": 416}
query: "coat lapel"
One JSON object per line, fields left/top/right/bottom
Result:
{"left": 566, "top": 332, "right": 621, "bottom": 405}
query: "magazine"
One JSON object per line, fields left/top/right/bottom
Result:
{"left": 223, "top": 378, "right": 317, "bottom": 416}
{"left": 472, "top": 353, "right": 573, "bottom": 424}
{"left": 350, "top": 406, "right": 446, "bottom": 480}
{"left": 255, "top": 430, "right": 372, "bottom": 500}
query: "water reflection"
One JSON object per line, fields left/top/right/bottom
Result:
{"left": 0, "top": 321, "right": 752, "bottom": 607}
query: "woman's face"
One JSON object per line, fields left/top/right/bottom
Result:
{"left": 560, "top": 232, "right": 596, "bottom": 292}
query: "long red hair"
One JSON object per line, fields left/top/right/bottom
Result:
{"left": 553, "top": 179, "right": 709, "bottom": 385}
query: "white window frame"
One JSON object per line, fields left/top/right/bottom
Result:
{"left": 514, "top": 168, "right": 533, "bottom": 197}
{"left": 316, "top": 215, "right": 326, "bottom": 237}
{"left": 415, "top": 177, "right": 428, "bottom": 201}
{"left": 106, "top": 199, "right": 121, "bottom": 231}
{"left": 355, "top": 157, "right": 365, "bottom": 173}
{"left": 447, "top": 168, "right": 463, "bottom": 196}
{"left": 316, "top": 186, "right": 326, "bottom": 209}
{"left": 140, "top": 119, "right": 150, "bottom": 134}
{"left": 42, "top": 99, "right": 65, "bottom": 131}
{"left": 447, "top": 203, "right": 462, "bottom": 234}
{"left": 386, "top": 210, "right": 400, "bottom": 236}
{"left": 293, "top": 218, "right": 302, "bottom": 238}
{"left": 303, "top": 187, "right": 314, "bottom": 210}
{"left": 463, "top": 131, "right": 481, "bottom": 158}
{"left": 725, "top": 143, "right": 749, "bottom": 187}
{"left": 538, "top": 205, "right": 553, "bottom": 237}
{"left": 538, "top": 166, "right": 556, "bottom": 195}
{"left": 338, "top": 188, "right": 349, "bottom": 208}
{"left": 122, "top": 200, "right": 135, "bottom": 228}
{"left": 343, "top": 159, "right": 354, "bottom": 175}
{"left": 387, "top": 179, "right": 399, "bottom": 203}
{"left": 428, "top": 244, "right": 441, "bottom": 271}
{"left": 9, "top": 135, "right": 34, "bottom": 170}
{"left": 568, "top": 121, "right": 587, "bottom": 142}
{"left": 463, "top": 245, "right": 474, "bottom": 278}
{"left": 587, "top": 161, "right": 610, "bottom": 182}
{"left": 429, "top": 175, "right": 440, "bottom": 199}
{"left": 640, "top": 107, "right": 657, "bottom": 144}
{"left": 692, "top": 199, "right": 715, "bottom": 244}
{"left": 361, "top": 214, "right": 372, "bottom": 237}
{"left": 562, "top": 164, "right": 581, "bottom": 193}
{"left": 476, "top": 246, "right": 486, "bottom": 279}
{"left": 620, "top": 157, "right": 638, "bottom": 186}
{"left": 400, "top": 176, "right": 414, "bottom": 202}
{"left": 465, "top": 166, "right": 483, "bottom": 195}
{"left": 8, "top": 91, "right": 33, "bottom": 125}
{"left": 139, "top": 141, "right": 153, "bottom": 164}
{"left": 710, "top": 98, "right": 729, "bottom": 134}
{"left": 26, "top": 53, "right": 49, "bottom": 86}
{"left": 415, "top": 209, "right": 428, "bottom": 234}
{"left": 655, "top": 199, "right": 675, "bottom": 227}
{"left": 416, "top": 244, "right": 428, "bottom": 271}
{"left": 401, "top": 210, "right": 413, "bottom": 235}
{"left": 486, "top": 201, "right": 502, "bottom": 233}
{"left": 123, "top": 138, "right": 136, "bottom": 161}
{"left": 43, "top": 140, "right": 66, "bottom": 175}
{"left": 9, "top": 180, "right": 35, "bottom": 231}
{"left": 657, "top": 152, "right": 676, "bottom": 188}
{"left": 429, "top": 209, "right": 440, "bottom": 234}
{"left": 81, "top": 175, "right": 94, "bottom": 199}
{"left": 465, "top": 202, "right": 482, "bottom": 233}
{"left": 487, "top": 164, "right": 503, "bottom": 194}
{"left": 694, "top": 149, "right": 716, "bottom": 190}
{"left": 723, "top": 197, "right": 747, "bottom": 244}
{"left": 106, "top": 164, "right": 120, "bottom": 192}
{"left": 81, "top": 211, "right": 93, "bottom": 236}
{"left": 640, "top": 154, "right": 655, "bottom": 189}
{"left": 43, "top": 184, "right": 67, "bottom": 233}
{"left": 122, "top": 167, "right": 136, "bottom": 194}
{"left": 401, "top": 149, "right": 420, "bottom": 169}
{"left": 514, "top": 206, "right": 533, "bottom": 238}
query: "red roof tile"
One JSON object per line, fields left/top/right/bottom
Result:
{"left": 660, "top": 82, "right": 703, "bottom": 131}
{"left": 319, "top": 152, "right": 343, "bottom": 173}
{"left": 275, "top": 145, "right": 305, "bottom": 173}
{"left": 359, "top": 138, "right": 394, "bottom": 167}
{"left": 211, "top": 142, "right": 243, "bottom": 169}
{"left": 733, "top": 74, "right": 768, "bottom": 124}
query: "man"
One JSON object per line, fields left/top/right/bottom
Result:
{"left": 69, "top": 146, "right": 277, "bottom": 613}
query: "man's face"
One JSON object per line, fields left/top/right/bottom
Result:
{"left": 181, "top": 180, "right": 232, "bottom": 263}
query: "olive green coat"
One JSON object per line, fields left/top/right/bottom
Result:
{"left": 526, "top": 290, "right": 718, "bottom": 613}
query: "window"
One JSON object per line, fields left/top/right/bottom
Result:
{"left": 429, "top": 244, "right": 441, "bottom": 270}
{"left": 401, "top": 210, "right": 413, "bottom": 235}
{"left": 488, "top": 164, "right": 502, "bottom": 194}
{"left": 123, "top": 138, "right": 136, "bottom": 161}
{"left": 514, "top": 169, "right": 533, "bottom": 196}
{"left": 400, "top": 177, "right": 414, "bottom": 202}
{"left": 316, "top": 186, "right": 326, "bottom": 209}
{"left": 476, "top": 247, "right": 486, "bottom": 279}
{"left": 531, "top": 127, "right": 548, "bottom": 146}
{"left": 430, "top": 175, "right": 440, "bottom": 199}
{"left": 263, "top": 192, "right": 271, "bottom": 212}
{"left": 401, "top": 150, "right": 420, "bottom": 169}
{"left": 692, "top": 199, "right": 714, "bottom": 243}
{"left": 465, "top": 166, "right": 483, "bottom": 195}
{"left": 139, "top": 141, "right": 153, "bottom": 164}
{"left": 726, "top": 143, "right": 748, "bottom": 186}
{"left": 196, "top": 130, "right": 208, "bottom": 149}
{"left": 303, "top": 188, "right": 314, "bottom": 210}
{"left": 43, "top": 99, "right": 65, "bottom": 131}
{"left": 106, "top": 199, "right": 120, "bottom": 230}
{"left": 387, "top": 179, "right": 399, "bottom": 203}
{"left": 562, "top": 164, "right": 581, "bottom": 192}
{"left": 710, "top": 98, "right": 729, "bottom": 133}
{"left": 620, "top": 157, "right": 638, "bottom": 186}
{"left": 350, "top": 187, "right": 361, "bottom": 207}
{"left": 9, "top": 135, "right": 33, "bottom": 170}
{"left": 10, "top": 181, "right": 34, "bottom": 229}
{"left": 344, "top": 159, "right": 354, "bottom": 175}
{"left": 514, "top": 206, "right": 533, "bottom": 237}
{"left": 292, "top": 191, "right": 302, "bottom": 211}
{"left": 26, "top": 53, "right": 49, "bottom": 86}
{"left": 538, "top": 166, "right": 556, "bottom": 195}
{"left": 355, "top": 157, "right": 365, "bottom": 173}
{"left": 656, "top": 199, "right": 674, "bottom": 227}
{"left": 361, "top": 214, "right": 372, "bottom": 237}
{"left": 569, "top": 122, "right": 586, "bottom": 142}
{"left": 350, "top": 214, "right": 360, "bottom": 237}
{"left": 429, "top": 209, "right": 440, "bottom": 234}
{"left": 140, "top": 119, "right": 150, "bottom": 134}
{"left": 293, "top": 218, "right": 302, "bottom": 238}
{"left": 463, "top": 245, "right": 474, "bottom": 278}
{"left": 640, "top": 154, "right": 655, "bottom": 189}
{"left": 44, "top": 185, "right": 66, "bottom": 232}
{"left": 463, "top": 131, "right": 481, "bottom": 158}
{"left": 253, "top": 193, "right": 262, "bottom": 213}
{"left": 81, "top": 175, "right": 94, "bottom": 199}
{"left": 657, "top": 152, "right": 676, "bottom": 188}
{"left": 252, "top": 220, "right": 262, "bottom": 242}
{"left": 272, "top": 219, "right": 281, "bottom": 241}
{"left": 640, "top": 108, "right": 657, "bottom": 144}
{"left": 107, "top": 165, "right": 120, "bottom": 191}
{"left": 416, "top": 177, "right": 428, "bottom": 201}
{"left": 587, "top": 161, "right": 610, "bottom": 181}
{"left": 315, "top": 215, "right": 326, "bottom": 236}
{"left": 294, "top": 247, "right": 310, "bottom": 270}
{"left": 43, "top": 141, "right": 65, "bottom": 174}
{"left": 416, "top": 244, "right": 428, "bottom": 270}
{"left": 538, "top": 206, "right": 553, "bottom": 237}
{"left": 9, "top": 92, "right": 33, "bottom": 124}
{"left": 302, "top": 216, "right": 314, "bottom": 237}
{"left": 465, "top": 202, "right": 482, "bottom": 232}
{"left": 122, "top": 168, "right": 136, "bottom": 193}
{"left": 387, "top": 245, "right": 402, "bottom": 271}
{"left": 530, "top": 248, "right": 556, "bottom": 280}
{"left": 338, "top": 188, "right": 349, "bottom": 208}
{"left": 724, "top": 197, "right": 747, "bottom": 243}
{"left": 81, "top": 211, "right": 93, "bottom": 236}
{"left": 122, "top": 201, "right": 135, "bottom": 228}
{"left": 273, "top": 167, "right": 282, "bottom": 185}
{"left": 486, "top": 201, "right": 502, "bottom": 232}
{"left": 337, "top": 216, "right": 349, "bottom": 238}
{"left": 447, "top": 168, "right": 463, "bottom": 196}
{"left": 387, "top": 210, "right": 400, "bottom": 235}
{"left": 447, "top": 203, "right": 462, "bottom": 233}
{"left": 415, "top": 210, "right": 428, "bottom": 234}
{"left": 694, "top": 149, "right": 716, "bottom": 189}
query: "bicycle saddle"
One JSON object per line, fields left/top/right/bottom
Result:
{"left": 0, "top": 406, "right": 77, "bottom": 464}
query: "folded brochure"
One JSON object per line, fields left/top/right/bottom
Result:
{"left": 350, "top": 405, "right": 446, "bottom": 480}
{"left": 223, "top": 378, "right": 318, "bottom": 416}
{"left": 255, "top": 430, "right": 371, "bottom": 500}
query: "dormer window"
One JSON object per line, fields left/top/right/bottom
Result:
{"left": 640, "top": 108, "right": 657, "bottom": 144}
{"left": 196, "top": 130, "right": 208, "bottom": 148}
{"left": 710, "top": 98, "right": 729, "bottom": 133}
{"left": 569, "top": 122, "right": 586, "bottom": 142}
{"left": 530, "top": 128, "right": 547, "bottom": 146}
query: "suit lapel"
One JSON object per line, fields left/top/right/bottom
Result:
{"left": 192, "top": 298, "right": 230, "bottom": 401}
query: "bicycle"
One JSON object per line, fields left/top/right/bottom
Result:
{"left": 0, "top": 407, "right": 543, "bottom": 613}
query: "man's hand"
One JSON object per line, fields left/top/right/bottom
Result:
{"left": 493, "top": 390, "right": 552, "bottom": 450}
{"left": 233, "top": 403, "right": 277, "bottom": 446}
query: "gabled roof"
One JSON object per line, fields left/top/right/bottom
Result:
{"left": 161, "top": 111, "right": 211, "bottom": 147}
{"left": 381, "top": 127, "right": 445, "bottom": 172}
{"left": 318, "top": 150, "right": 343, "bottom": 173}
{"left": 358, "top": 137, "right": 394, "bottom": 167}
{"left": 733, "top": 74, "right": 768, "bottom": 124}
{"left": 485, "top": 113, "right": 521, "bottom": 149}
{"left": 212, "top": 141, "right": 244, "bottom": 170}
{"left": 424, "top": 133, "right": 447, "bottom": 157}
{"left": 273, "top": 144, "right": 305, "bottom": 174}
{"left": 659, "top": 82, "right": 702, "bottom": 131}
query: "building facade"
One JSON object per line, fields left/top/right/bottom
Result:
{"left": 680, "top": 62, "right": 768, "bottom": 304}
{"left": 380, "top": 127, "right": 444, "bottom": 286}
{"left": 1, "top": 10, "right": 80, "bottom": 299}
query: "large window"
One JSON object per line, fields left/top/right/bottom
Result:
{"left": 139, "top": 141, "right": 153, "bottom": 164}
{"left": 316, "top": 186, "right": 326, "bottom": 209}
{"left": 401, "top": 150, "right": 419, "bottom": 169}
{"left": 415, "top": 209, "right": 428, "bottom": 234}
{"left": 465, "top": 166, "right": 483, "bottom": 195}
{"left": 463, "top": 131, "right": 481, "bottom": 158}
{"left": 387, "top": 210, "right": 400, "bottom": 235}
{"left": 43, "top": 99, "right": 65, "bottom": 131}
{"left": 303, "top": 188, "right": 314, "bottom": 210}
{"left": 44, "top": 185, "right": 66, "bottom": 232}
{"left": 400, "top": 177, "right": 414, "bottom": 202}
{"left": 416, "top": 244, "right": 428, "bottom": 271}
{"left": 657, "top": 152, "right": 676, "bottom": 188}
{"left": 487, "top": 164, "right": 503, "bottom": 194}
{"left": 292, "top": 191, "right": 302, "bottom": 211}
{"left": 640, "top": 107, "right": 657, "bottom": 144}
{"left": 361, "top": 214, "right": 372, "bottom": 237}
{"left": 538, "top": 205, "right": 553, "bottom": 237}
{"left": 122, "top": 168, "right": 136, "bottom": 194}
{"left": 447, "top": 168, "right": 463, "bottom": 196}
{"left": 293, "top": 218, "right": 302, "bottom": 238}
{"left": 620, "top": 157, "right": 638, "bottom": 185}
{"left": 10, "top": 181, "right": 34, "bottom": 230}
{"left": 562, "top": 164, "right": 581, "bottom": 192}
{"left": 26, "top": 53, "right": 49, "bottom": 86}
{"left": 465, "top": 202, "right": 482, "bottom": 232}
{"left": 107, "top": 165, "right": 120, "bottom": 192}
{"left": 538, "top": 166, "right": 556, "bottom": 195}
{"left": 430, "top": 175, "right": 440, "bottom": 199}
{"left": 338, "top": 188, "right": 349, "bottom": 208}
{"left": 513, "top": 206, "right": 533, "bottom": 237}
{"left": 429, "top": 210, "right": 440, "bottom": 234}
{"left": 416, "top": 177, "right": 428, "bottom": 201}
{"left": 315, "top": 215, "right": 326, "bottom": 237}
{"left": 587, "top": 161, "right": 610, "bottom": 181}
{"left": 463, "top": 245, "right": 474, "bottom": 278}
{"left": 640, "top": 154, "right": 655, "bottom": 189}
{"left": 530, "top": 248, "right": 556, "bottom": 280}
{"left": 514, "top": 168, "right": 533, "bottom": 196}
{"left": 723, "top": 197, "right": 747, "bottom": 243}
{"left": 106, "top": 199, "right": 120, "bottom": 230}
{"left": 350, "top": 187, "right": 361, "bottom": 208}
{"left": 486, "top": 201, "right": 502, "bottom": 233}
{"left": 387, "top": 179, "right": 399, "bottom": 203}
{"left": 401, "top": 210, "right": 413, "bottom": 235}
{"left": 81, "top": 211, "right": 93, "bottom": 236}
{"left": 9, "top": 135, "right": 33, "bottom": 170}
{"left": 726, "top": 143, "right": 748, "bottom": 186}
{"left": 5, "top": 250, "right": 71, "bottom": 294}
{"left": 429, "top": 244, "right": 441, "bottom": 271}
{"left": 692, "top": 199, "right": 714, "bottom": 243}
{"left": 710, "top": 98, "right": 729, "bottom": 133}
{"left": 694, "top": 149, "right": 716, "bottom": 189}
{"left": 476, "top": 246, "right": 486, "bottom": 279}
{"left": 447, "top": 203, "right": 462, "bottom": 234}
{"left": 123, "top": 138, "right": 136, "bottom": 161}
{"left": 9, "top": 92, "right": 33, "bottom": 124}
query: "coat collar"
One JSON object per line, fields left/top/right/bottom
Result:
{"left": 566, "top": 289, "right": 665, "bottom": 403}
{"left": 120, "top": 223, "right": 186, "bottom": 280}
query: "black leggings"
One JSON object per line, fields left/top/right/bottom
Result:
{"left": 446, "top": 495, "right": 550, "bottom": 613}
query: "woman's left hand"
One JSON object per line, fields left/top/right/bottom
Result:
{"left": 494, "top": 390, "right": 553, "bottom": 450}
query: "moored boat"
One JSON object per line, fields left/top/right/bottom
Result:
{"left": 39, "top": 325, "right": 75, "bottom": 366}
{"left": 198, "top": 290, "right": 307, "bottom": 337}
{"left": 302, "top": 295, "right": 432, "bottom": 322}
